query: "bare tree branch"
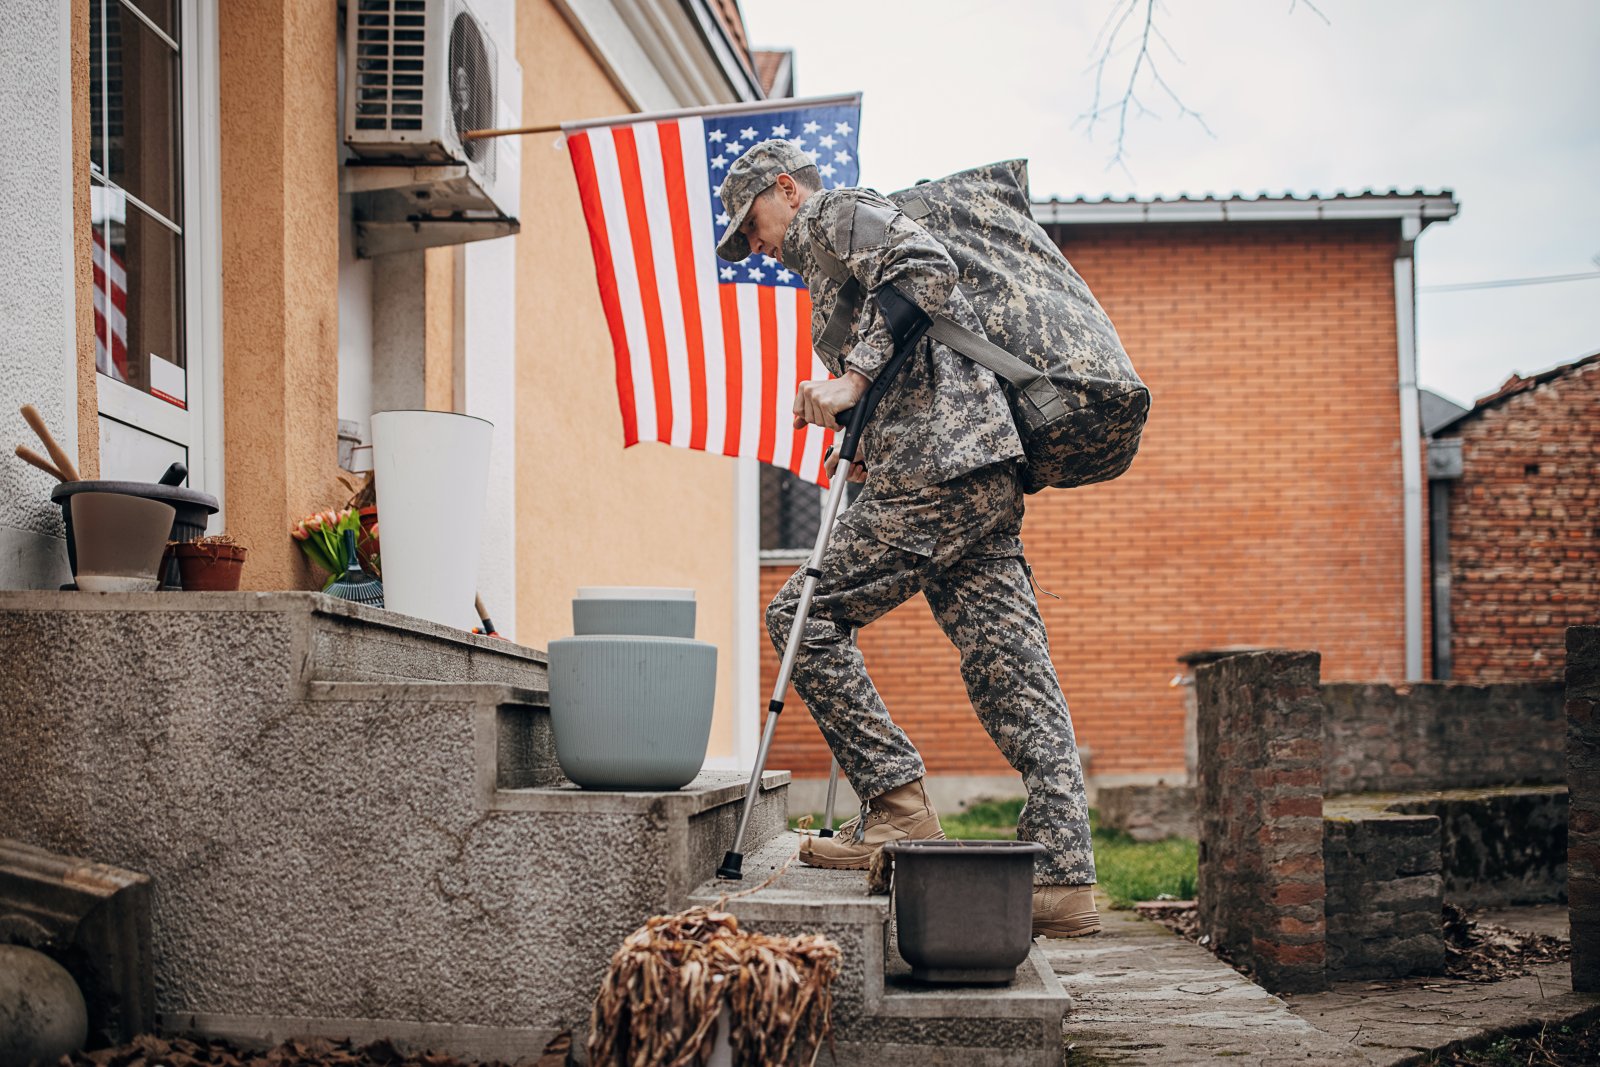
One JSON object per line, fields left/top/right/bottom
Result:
{"left": 1289, "top": 0, "right": 1331, "bottom": 26}
{"left": 1080, "top": 0, "right": 1329, "bottom": 172}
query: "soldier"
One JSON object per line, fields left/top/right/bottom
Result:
{"left": 717, "top": 139, "right": 1100, "bottom": 938}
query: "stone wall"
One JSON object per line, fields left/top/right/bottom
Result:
{"left": 1569, "top": 625, "right": 1600, "bottom": 993}
{"left": 1322, "top": 812, "right": 1444, "bottom": 981}
{"left": 1323, "top": 681, "right": 1567, "bottom": 794}
{"left": 1095, "top": 783, "right": 1196, "bottom": 842}
{"left": 1195, "top": 650, "right": 1327, "bottom": 994}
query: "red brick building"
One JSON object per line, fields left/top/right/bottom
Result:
{"left": 1429, "top": 351, "right": 1600, "bottom": 682}
{"left": 759, "top": 191, "right": 1460, "bottom": 806}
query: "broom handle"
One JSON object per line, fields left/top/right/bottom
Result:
{"left": 14, "top": 444, "right": 66, "bottom": 482}
{"left": 20, "top": 405, "right": 80, "bottom": 482}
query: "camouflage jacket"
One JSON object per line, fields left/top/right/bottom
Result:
{"left": 781, "top": 187, "right": 1023, "bottom": 550}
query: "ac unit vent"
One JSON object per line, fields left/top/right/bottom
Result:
{"left": 353, "top": 0, "right": 428, "bottom": 132}
{"left": 447, "top": 2, "right": 495, "bottom": 182}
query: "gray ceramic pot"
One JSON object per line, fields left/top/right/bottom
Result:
{"left": 547, "top": 634, "right": 717, "bottom": 790}
{"left": 572, "top": 587, "right": 696, "bottom": 639}
{"left": 882, "top": 839, "right": 1045, "bottom": 984}
{"left": 572, "top": 599, "right": 696, "bottom": 639}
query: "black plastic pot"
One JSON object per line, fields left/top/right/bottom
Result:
{"left": 881, "top": 839, "right": 1044, "bottom": 985}
{"left": 52, "top": 480, "right": 219, "bottom": 590}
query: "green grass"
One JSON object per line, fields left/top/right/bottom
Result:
{"left": 790, "top": 799, "right": 1198, "bottom": 910}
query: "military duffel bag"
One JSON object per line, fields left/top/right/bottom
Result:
{"left": 810, "top": 159, "right": 1150, "bottom": 493}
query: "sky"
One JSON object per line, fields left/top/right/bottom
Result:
{"left": 739, "top": 0, "right": 1600, "bottom": 408}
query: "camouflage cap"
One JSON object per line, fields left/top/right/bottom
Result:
{"left": 715, "top": 138, "right": 814, "bottom": 262}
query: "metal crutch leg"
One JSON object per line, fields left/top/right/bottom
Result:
{"left": 717, "top": 286, "right": 932, "bottom": 879}
{"left": 817, "top": 629, "right": 855, "bottom": 839}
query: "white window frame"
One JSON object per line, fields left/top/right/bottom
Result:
{"left": 93, "top": 0, "right": 225, "bottom": 529}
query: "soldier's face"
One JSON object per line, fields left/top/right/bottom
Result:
{"left": 740, "top": 175, "right": 807, "bottom": 263}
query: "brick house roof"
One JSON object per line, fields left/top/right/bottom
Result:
{"left": 707, "top": 0, "right": 759, "bottom": 85}
{"left": 752, "top": 49, "right": 793, "bottom": 96}
{"left": 1433, "top": 349, "right": 1600, "bottom": 433}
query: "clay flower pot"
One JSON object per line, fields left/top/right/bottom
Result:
{"left": 173, "top": 541, "right": 249, "bottom": 591}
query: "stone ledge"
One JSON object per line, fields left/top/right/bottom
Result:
{"left": 493, "top": 770, "right": 790, "bottom": 817}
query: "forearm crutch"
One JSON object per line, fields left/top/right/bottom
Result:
{"left": 718, "top": 286, "right": 932, "bottom": 879}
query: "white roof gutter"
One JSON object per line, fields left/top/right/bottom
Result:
{"left": 1031, "top": 194, "right": 1459, "bottom": 227}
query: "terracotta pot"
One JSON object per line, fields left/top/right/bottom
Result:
{"left": 173, "top": 542, "right": 249, "bottom": 591}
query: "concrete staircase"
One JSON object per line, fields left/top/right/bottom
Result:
{"left": 690, "top": 831, "right": 1069, "bottom": 1066}
{"left": 0, "top": 592, "right": 789, "bottom": 1061}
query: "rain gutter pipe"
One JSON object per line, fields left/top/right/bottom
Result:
{"left": 1395, "top": 216, "right": 1424, "bottom": 679}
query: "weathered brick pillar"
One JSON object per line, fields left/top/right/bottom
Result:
{"left": 1569, "top": 625, "right": 1600, "bottom": 992}
{"left": 1196, "top": 650, "right": 1327, "bottom": 993}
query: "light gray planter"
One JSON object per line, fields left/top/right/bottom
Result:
{"left": 572, "top": 586, "right": 696, "bottom": 639}
{"left": 547, "top": 634, "right": 717, "bottom": 790}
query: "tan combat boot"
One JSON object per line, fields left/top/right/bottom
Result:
{"left": 1032, "top": 884, "right": 1101, "bottom": 938}
{"left": 800, "top": 778, "right": 945, "bottom": 869}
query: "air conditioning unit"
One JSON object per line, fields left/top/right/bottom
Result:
{"left": 341, "top": 0, "right": 521, "bottom": 257}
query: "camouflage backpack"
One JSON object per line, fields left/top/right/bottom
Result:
{"left": 812, "top": 159, "right": 1150, "bottom": 493}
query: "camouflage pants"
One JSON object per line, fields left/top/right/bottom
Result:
{"left": 766, "top": 463, "right": 1096, "bottom": 885}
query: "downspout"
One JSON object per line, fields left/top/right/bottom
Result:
{"left": 1395, "top": 216, "right": 1424, "bottom": 679}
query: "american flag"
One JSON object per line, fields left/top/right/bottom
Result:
{"left": 92, "top": 227, "right": 129, "bottom": 383}
{"left": 565, "top": 95, "right": 862, "bottom": 484}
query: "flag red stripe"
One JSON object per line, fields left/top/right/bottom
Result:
{"left": 567, "top": 131, "right": 640, "bottom": 447}
{"left": 756, "top": 286, "right": 779, "bottom": 465}
{"left": 656, "top": 121, "right": 710, "bottom": 452}
{"left": 612, "top": 127, "right": 674, "bottom": 444}
{"left": 788, "top": 295, "right": 812, "bottom": 476}
{"left": 718, "top": 285, "right": 742, "bottom": 456}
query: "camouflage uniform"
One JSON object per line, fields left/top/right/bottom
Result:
{"left": 764, "top": 183, "right": 1096, "bottom": 886}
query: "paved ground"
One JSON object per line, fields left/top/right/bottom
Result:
{"left": 1045, "top": 899, "right": 1600, "bottom": 1066}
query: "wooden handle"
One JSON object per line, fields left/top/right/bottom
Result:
{"left": 14, "top": 444, "right": 66, "bottom": 482}
{"left": 19, "top": 405, "right": 80, "bottom": 482}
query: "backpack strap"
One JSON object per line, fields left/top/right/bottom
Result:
{"left": 810, "top": 242, "right": 864, "bottom": 362}
{"left": 811, "top": 233, "right": 1072, "bottom": 422}
{"left": 926, "top": 316, "right": 1075, "bottom": 421}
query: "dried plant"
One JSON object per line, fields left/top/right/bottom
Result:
{"left": 587, "top": 859, "right": 841, "bottom": 1067}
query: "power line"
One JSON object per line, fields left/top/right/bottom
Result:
{"left": 1418, "top": 270, "right": 1600, "bottom": 293}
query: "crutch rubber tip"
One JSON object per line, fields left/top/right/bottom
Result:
{"left": 716, "top": 851, "right": 744, "bottom": 880}
{"left": 818, "top": 828, "right": 834, "bottom": 838}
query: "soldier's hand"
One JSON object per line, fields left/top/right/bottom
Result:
{"left": 824, "top": 445, "right": 868, "bottom": 484}
{"left": 793, "top": 371, "right": 870, "bottom": 431}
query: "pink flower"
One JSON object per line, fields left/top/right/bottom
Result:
{"left": 291, "top": 524, "right": 309, "bottom": 541}
{"left": 306, "top": 513, "right": 324, "bottom": 529}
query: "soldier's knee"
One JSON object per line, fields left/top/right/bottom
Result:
{"left": 765, "top": 593, "right": 793, "bottom": 647}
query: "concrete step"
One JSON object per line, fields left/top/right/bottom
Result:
{"left": 690, "top": 831, "right": 1069, "bottom": 1066}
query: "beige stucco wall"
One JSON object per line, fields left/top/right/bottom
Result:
{"left": 218, "top": 0, "right": 346, "bottom": 590}
{"left": 71, "top": 0, "right": 98, "bottom": 478}
{"left": 515, "top": 1, "right": 742, "bottom": 760}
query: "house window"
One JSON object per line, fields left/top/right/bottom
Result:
{"left": 759, "top": 466, "right": 860, "bottom": 552}
{"left": 89, "top": 0, "right": 202, "bottom": 482}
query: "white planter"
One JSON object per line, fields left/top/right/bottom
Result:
{"left": 371, "top": 410, "right": 493, "bottom": 630}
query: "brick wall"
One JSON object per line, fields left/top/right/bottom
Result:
{"left": 1322, "top": 681, "right": 1566, "bottom": 794}
{"left": 762, "top": 220, "right": 1424, "bottom": 784}
{"left": 1569, "top": 624, "right": 1600, "bottom": 993}
{"left": 1194, "top": 650, "right": 1327, "bottom": 994}
{"left": 1440, "top": 357, "right": 1599, "bottom": 682}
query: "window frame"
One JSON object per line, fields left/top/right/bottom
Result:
{"left": 90, "top": 0, "right": 224, "bottom": 526}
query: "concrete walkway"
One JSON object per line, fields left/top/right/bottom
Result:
{"left": 1044, "top": 900, "right": 1599, "bottom": 1065}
